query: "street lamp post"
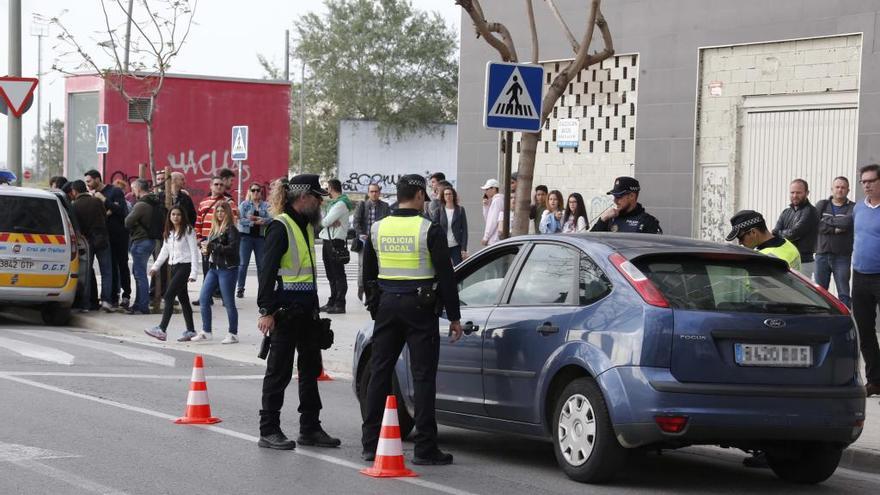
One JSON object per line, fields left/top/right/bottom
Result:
{"left": 7, "top": 0, "right": 22, "bottom": 185}
{"left": 31, "top": 17, "right": 49, "bottom": 180}
{"left": 298, "top": 58, "right": 320, "bottom": 175}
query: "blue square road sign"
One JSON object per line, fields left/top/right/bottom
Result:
{"left": 484, "top": 62, "right": 544, "bottom": 132}
{"left": 96, "top": 124, "right": 109, "bottom": 154}
{"left": 231, "top": 125, "right": 249, "bottom": 161}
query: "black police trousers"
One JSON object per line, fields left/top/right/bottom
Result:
{"left": 362, "top": 292, "right": 440, "bottom": 458}
{"left": 259, "top": 315, "right": 323, "bottom": 436}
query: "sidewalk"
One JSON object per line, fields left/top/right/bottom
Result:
{"left": 67, "top": 273, "right": 880, "bottom": 475}
{"left": 71, "top": 271, "right": 365, "bottom": 380}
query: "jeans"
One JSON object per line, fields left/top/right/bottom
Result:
{"left": 199, "top": 266, "right": 238, "bottom": 334}
{"left": 94, "top": 245, "right": 113, "bottom": 303}
{"left": 852, "top": 271, "right": 880, "bottom": 385}
{"left": 159, "top": 263, "right": 195, "bottom": 332}
{"left": 814, "top": 253, "right": 852, "bottom": 306}
{"left": 109, "top": 229, "right": 131, "bottom": 304}
{"left": 237, "top": 234, "right": 265, "bottom": 291}
{"left": 130, "top": 239, "right": 155, "bottom": 313}
{"left": 322, "top": 241, "right": 347, "bottom": 308}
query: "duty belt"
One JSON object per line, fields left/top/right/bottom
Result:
{"left": 282, "top": 281, "right": 316, "bottom": 291}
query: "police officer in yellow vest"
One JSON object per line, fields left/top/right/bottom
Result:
{"left": 727, "top": 209, "right": 802, "bottom": 271}
{"left": 360, "top": 174, "right": 463, "bottom": 465}
{"left": 256, "top": 174, "right": 340, "bottom": 450}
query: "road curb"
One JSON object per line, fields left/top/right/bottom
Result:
{"left": 840, "top": 444, "right": 880, "bottom": 475}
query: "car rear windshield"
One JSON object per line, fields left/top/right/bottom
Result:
{"left": 631, "top": 255, "right": 837, "bottom": 315}
{"left": 0, "top": 196, "right": 64, "bottom": 235}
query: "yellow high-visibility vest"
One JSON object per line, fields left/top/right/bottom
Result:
{"left": 759, "top": 238, "right": 802, "bottom": 271}
{"left": 276, "top": 214, "right": 315, "bottom": 285}
{"left": 371, "top": 215, "right": 434, "bottom": 280}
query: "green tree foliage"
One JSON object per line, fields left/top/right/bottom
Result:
{"left": 268, "top": 0, "right": 458, "bottom": 176}
{"left": 30, "top": 119, "right": 65, "bottom": 183}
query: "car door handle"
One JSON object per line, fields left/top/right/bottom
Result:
{"left": 536, "top": 323, "right": 559, "bottom": 335}
{"left": 462, "top": 321, "right": 480, "bottom": 335}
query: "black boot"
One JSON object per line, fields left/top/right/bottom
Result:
{"left": 258, "top": 431, "right": 296, "bottom": 450}
{"left": 297, "top": 429, "right": 341, "bottom": 448}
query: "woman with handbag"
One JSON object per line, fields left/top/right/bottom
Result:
{"left": 193, "top": 201, "right": 240, "bottom": 343}
{"left": 236, "top": 183, "right": 270, "bottom": 298}
{"left": 145, "top": 206, "right": 199, "bottom": 342}
{"left": 318, "top": 179, "right": 354, "bottom": 314}
{"left": 432, "top": 185, "right": 468, "bottom": 265}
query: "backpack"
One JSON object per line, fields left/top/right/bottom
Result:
{"left": 147, "top": 200, "right": 168, "bottom": 240}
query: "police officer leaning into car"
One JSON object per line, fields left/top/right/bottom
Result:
{"left": 591, "top": 176, "right": 663, "bottom": 234}
{"left": 360, "top": 174, "right": 463, "bottom": 465}
{"left": 256, "top": 174, "right": 340, "bottom": 450}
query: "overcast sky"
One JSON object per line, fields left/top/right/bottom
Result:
{"left": 0, "top": 0, "right": 462, "bottom": 168}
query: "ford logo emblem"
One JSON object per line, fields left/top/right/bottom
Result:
{"left": 764, "top": 318, "right": 786, "bottom": 329}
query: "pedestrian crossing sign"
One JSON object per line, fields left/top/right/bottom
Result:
{"left": 231, "top": 125, "right": 248, "bottom": 161}
{"left": 484, "top": 62, "right": 544, "bottom": 132}
{"left": 95, "top": 124, "right": 109, "bottom": 154}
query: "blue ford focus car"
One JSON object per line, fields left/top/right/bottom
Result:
{"left": 352, "top": 233, "right": 865, "bottom": 484}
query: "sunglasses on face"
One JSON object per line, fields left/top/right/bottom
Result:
{"left": 250, "top": 188, "right": 262, "bottom": 192}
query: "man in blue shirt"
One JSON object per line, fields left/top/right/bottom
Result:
{"left": 853, "top": 163, "right": 880, "bottom": 397}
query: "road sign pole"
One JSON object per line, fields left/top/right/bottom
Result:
{"left": 502, "top": 131, "right": 512, "bottom": 239}
{"left": 236, "top": 160, "right": 242, "bottom": 204}
{"left": 7, "top": 0, "right": 22, "bottom": 186}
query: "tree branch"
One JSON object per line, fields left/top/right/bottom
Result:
{"left": 543, "top": 0, "right": 579, "bottom": 53}
{"left": 455, "top": 0, "right": 515, "bottom": 62}
{"left": 526, "top": 0, "right": 538, "bottom": 63}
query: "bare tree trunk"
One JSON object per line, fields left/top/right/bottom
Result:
{"left": 512, "top": 132, "right": 540, "bottom": 235}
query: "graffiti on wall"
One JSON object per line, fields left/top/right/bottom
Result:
{"left": 588, "top": 195, "right": 614, "bottom": 224}
{"left": 166, "top": 149, "right": 251, "bottom": 184}
{"left": 341, "top": 170, "right": 432, "bottom": 194}
{"left": 699, "top": 165, "right": 729, "bottom": 242}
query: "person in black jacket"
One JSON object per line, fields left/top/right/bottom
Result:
{"left": 814, "top": 177, "right": 856, "bottom": 306}
{"left": 84, "top": 169, "right": 131, "bottom": 310}
{"left": 432, "top": 184, "right": 468, "bottom": 265}
{"left": 67, "top": 180, "right": 110, "bottom": 311}
{"left": 353, "top": 183, "right": 392, "bottom": 301}
{"left": 194, "top": 201, "right": 240, "bottom": 343}
{"left": 591, "top": 176, "right": 662, "bottom": 234}
{"left": 773, "top": 178, "right": 819, "bottom": 278}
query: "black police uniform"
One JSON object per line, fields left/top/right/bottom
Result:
{"left": 360, "top": 206, "right": 461, "bottom": 461}
{"left": 590, "top": 203, "right": 663, "bottom": 234}
{"left": 257, "top": 205, "right": 324, "bottom": 438}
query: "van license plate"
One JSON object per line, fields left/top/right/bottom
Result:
{"left": 734, "top": 344, "right": 812, "bottom": 367}
{"left": 0, "top": 258, "right": 35, "bottom": 270}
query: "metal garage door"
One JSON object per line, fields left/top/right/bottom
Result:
{"left": 738, "top": 92, "right": 858, "bottom": 228}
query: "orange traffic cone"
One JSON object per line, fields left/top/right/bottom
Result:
{"left": 317, "top": 368, "right": 334, "bottom": 381}
{"left": 174, "top": 355, "right": 221, "bottom": 425}
{"left": 361, "top": 395, "right": 417, "bottom": 478}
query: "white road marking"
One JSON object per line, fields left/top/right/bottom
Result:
{"left": 0, "top": 337, "right": 75, "bottom": 365}
{"left": 11, "top": 459, "right": 129, "bottom": 495}
{"left": 0, "top": 372, "right": 265, "bottom": 380}
{"left": 0, "top": 374, "right": 480, "bottom": 495}
{"left": 0, "top": 441, "right": 78, "bottom": 462}
{"left": 12, "top": 330, "right": 176, "bottom": 367}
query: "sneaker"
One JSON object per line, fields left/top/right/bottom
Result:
{"left": 296, "top": 429, "right": 341, "bottom": 448}
{"left": 412, "top": 449, "right": 453, "bottom": 466}
{"left": 100, "top": 301, "right": 117, "bottom": 313}
{"left": 177, "top": 331, "right": 197, "bottom": 342}
{"left": 326, "top": 306, "right": 346, "bottom": 314}
{"left": 236, "top": 288, "right": 244, "bottom": 298}
{"left": 191, "top": 332, "right": 212, "bottom": 342}
{"left": 319, "top": 303, "right": 333, "bottom": 312}
{"left": 78, "top": 308, "right": 90, "bottom": 313}
{"left": 120, "top": 297, "right": 131, "bottom": 309}
{"left": 221, "top": 334, "right": 239, "bottom": 344}
{"left": 125, "top": 307, "right": 150, "bottom": 315}
{"left": 192, "top": 300, "right": 200, "bottom": 307}
{"left": 144, "top": 326, "right": 167, "bottom": 341}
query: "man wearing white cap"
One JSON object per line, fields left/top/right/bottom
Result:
{"left": 480, "top": 179, "right": 503, "bottom": 246}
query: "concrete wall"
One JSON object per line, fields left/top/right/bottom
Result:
{"left": 458, "top": 0, "right": 880, "bottom": 249}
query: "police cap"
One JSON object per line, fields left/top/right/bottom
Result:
{"left": 607, "top": 176, "right": 640, "bottom": 197}
{"left": 726, "top": 209, "right": 765, "bottom": 242}
{"left": 289, "top": 174, "right": 329, "bottom": 197}
{"left": 399, "top": 174, "right": 428, "bottom": 194}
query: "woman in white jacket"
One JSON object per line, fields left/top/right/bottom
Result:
{"left": 145, "top": 206, "right": 200, "bottom": 342}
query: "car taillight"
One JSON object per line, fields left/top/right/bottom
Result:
{"left": 789, "top": 269, "right": 850, "bottom": 316}
{"left": 655, "top": 415, "right": 688, "bottom": 433}
{"left": 609, "top": 252, "right": 670, "bottom": 308}
{"left": 65, "top": 218, "right": 77, "bottom": 261}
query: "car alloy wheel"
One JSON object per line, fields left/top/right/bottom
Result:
{"left": 558, "top": 393, "right": 597, "bottom": 467}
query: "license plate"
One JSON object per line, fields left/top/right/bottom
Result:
{"left": 734, "top": 343, "right": 812, "bottom": 367}
{"left": 0, "top": 258, "right": 35, "bottom": 270}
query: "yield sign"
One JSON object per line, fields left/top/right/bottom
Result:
{"left": 0, "top": 77, "right": 39, "bottom": 118}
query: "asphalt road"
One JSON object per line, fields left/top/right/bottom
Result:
{"left": 2, "top": 317, "right": 879, "bottom": 495}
